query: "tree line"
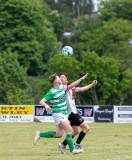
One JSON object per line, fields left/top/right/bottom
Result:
{"left": 0, "top": 0, "right": 132, "bottom": 105}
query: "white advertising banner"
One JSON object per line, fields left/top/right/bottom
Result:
{"left": 0, "top": 105, "right": 34, "bottom": 122}
{"left": 114, "top": 106, "right": 132, "bottom": 123}
{"left": 34, "top": 116, "right": 54, "bottom": 122}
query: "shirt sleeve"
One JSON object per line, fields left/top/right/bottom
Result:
{"left": 43, "top": 91, "right": 53, "bottom": 101}
{"left": 64, "top": 85, "right": 76, "bottom": 92}
{"left": 72, "top": 87, "right": 76, "bottom": 92}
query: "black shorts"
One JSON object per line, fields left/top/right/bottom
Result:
{"left": 68, "top": 112, "right": 84, "bottom": 126}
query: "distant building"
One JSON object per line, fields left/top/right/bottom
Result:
{"left": 89, "top": 12, "right": 98, "bottom": 21}
{"left": 63, "top": 28, "right": 73, "bottom": 37}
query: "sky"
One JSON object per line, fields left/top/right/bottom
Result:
{"left": 93, "top": 0, "right": 99, "bottom": 11}
{"left": 54, "top": 0, "right": 99, "bottom": 12}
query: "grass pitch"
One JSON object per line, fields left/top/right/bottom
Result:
{"left": 0, "top": 123, "right": 132, "bottom": 160}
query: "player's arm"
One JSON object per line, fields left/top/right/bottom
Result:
{"left": 40, "top": 99, "right": 51, "bottom": 111}
{"left": 39, "top": 92, "right": 52, "bottom": 111}
{"left": 67, "top": 73, "right": 88, "bottom": 90}
{"left": 75, "top": 80, "right": 98, "bottom": 92}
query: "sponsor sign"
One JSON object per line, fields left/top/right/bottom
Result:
{"left": 34, "top": 106, "right": 94, "bottom": 123}
{"left": 94, "top": 106, "right": 114, "bottom": 122}
{"left": 76, "top": 106, "right": 94, "bottom": 123}
{"left": 0, "top": 105, "right": 34, "bottom": 122}
{"left": 34, "top": 106, "right": 53, "bottom": 122}
{"left": 114, "top": 106, "right": 132, "bottom": 123}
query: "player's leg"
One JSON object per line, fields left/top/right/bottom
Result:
{"left": 34, "top": 130, "right": 56, "bottom": 145}
{"left": 65, "top": 112, "right": 88, "bottom": 149}
{"left": 72, "top": 125, "right": 80, "bottom": 137}
{"left": 59, "top": 119, "right": 83, "bottom": 154}
{"left": 74, "top": 121, "right": 89, "bottom": 149}
{"left": 59, "top": 125, "right": 79, "bottom": 147}
{"left": 34, "top": 129, "right": 56, "bottom": 144}
{"left": 34, "top": 113, "right": 64, "bottom": 145}
{"left": 59, "top": 120, "right": 74, "bottom": 152}
{"left": 59, "top": 112, "right": 85, "bottom": 153}
{"left": 55, "top": 124, "right": 64, "bottom": 138}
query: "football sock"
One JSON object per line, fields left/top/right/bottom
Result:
{"left": 66, "top": 134, "right": 74, "bottom": 152}
{"left": 40, "top": 131, "right": 56, "bottom": 138}
{"left": 76, "top": 131, "right": 86, "bottom": 144}
{"left": 63, "top": 135, "right": 74, "bottom": 146}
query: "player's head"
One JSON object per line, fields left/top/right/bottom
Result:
{"left": 58, "top": 72, "right": 68, "bottom": 84}
{"left": 49, "top": 74, "right": 62, "bottom": 84}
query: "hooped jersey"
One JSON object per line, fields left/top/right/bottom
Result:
{"left": 43, "top": 84, "right": 68, "bottom": 115}
{"left": 65, "top": 86, "right": 77, "bottom": 115}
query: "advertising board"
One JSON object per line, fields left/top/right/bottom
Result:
{"left": 114, "top": 106, "right": 132, "bottom": 123}
{"left": 0, "top": 105, "right": 34, "bottom": 122}
{"left": 94, "top": 106, "right": 114, "bottom": 122}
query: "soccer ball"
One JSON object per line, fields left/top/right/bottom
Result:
{"left": 62, "top": 46, "right": 73, "bottom": 56}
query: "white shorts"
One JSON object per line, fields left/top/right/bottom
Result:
{"left": 52, "top": 113, "right": 68, "bottom": 125}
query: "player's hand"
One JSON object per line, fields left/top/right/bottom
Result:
{"left": 80, "top": 73, "right": 88, "bottom": 81}
{"left": 92, "top": 80, "right": 98, "bottom": 86}
{"left": 45, "top": 106, "right": 52, "bottom": 112}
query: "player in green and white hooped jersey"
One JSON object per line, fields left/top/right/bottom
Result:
{"left": 34, "top": 73, "right": 88, "bottom": 154}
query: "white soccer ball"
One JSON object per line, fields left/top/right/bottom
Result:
{"left": 62, "top": 46, "right": 73, "bottom": 56}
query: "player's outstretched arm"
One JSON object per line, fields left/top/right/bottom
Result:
{"left": 40, "top": 99, "right": 52, "bottom": 111}
{"left": 76, "top": 80, "right": 98, "bottom": 92}
{"left": 67, "top": 73, "right": 88, "bottom": 90}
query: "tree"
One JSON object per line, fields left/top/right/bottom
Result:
{"left": 99, "top": 0, "right": 132, "bottom": 21}
{"left": 118, "top": 68, "right": 132, "bottom": 105}
{"left": 100, "top": 18, "right": 132, "bottom": 70}
{"left": 38, "top": 51, "right": 132, "bottom": 105}
{"left": 74, "top": 17, "right": 132, "bottom": 70}
{"left": 81, "top": 51, "right": 132, "bottom": 105}
{"left": 0, "top": 51, "right": 33, "bottom": 104}
{"left": 44, "top": 0, "right": 94, "bottom": 20}
{"left": 48, "top": 11, "right": 67, "bottom": 41}
{"left": 0, "top": 0, "right": 58, "bottom": 76}
{"left": 38, "top": 53, "right": 81, "bottom": 97}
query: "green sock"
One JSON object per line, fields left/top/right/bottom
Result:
{"left": 66, "top": 134, "right": 74, "bottom": 152}
{"left": 40, "top": 131, "right": 56, "bottom": 138}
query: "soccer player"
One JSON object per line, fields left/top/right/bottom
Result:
{"left": 34, "top": 73, "right": 88, "bottom": 154}
{"left": 58, "top": 72, "right": 98, "bottom": 153}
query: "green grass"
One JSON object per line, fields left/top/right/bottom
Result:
{"left": 0, "top": 123, "right": 132, "bottom": 160}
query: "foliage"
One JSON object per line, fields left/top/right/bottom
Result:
{"left": 26, "top": 76, "right": 44, "bottom": 104}
{"left": 4, "top": 77, "right": 33, "bottom": 104}
{"left": 72, "top": 17, "right": 132, "bottom": 70}
{"left": 38, "top": 53, "right": 81, "bottom": 98}
{"left": 48, "top": 11, "right": 67, "bottom": 41}
{"left": 0, "top": 0, "right": 132, "bottom": 105}
{"left": 38, "top": 51, "right": 132, "bottom": 105}
{"left": 0, "top": 0, "right": 58, "bottom": 75}
{"left": 118, "top": 68, "right": 132, "bottom": 105}
{"left": 99, "top": 0, "right": 132, "bottom": 21}
{"left": 81, "top": 51, "right": 132, "bottom": 105}
{"left": 0, "top": 51, "right": 33, "bottom": 104}
{"left": 44, "top": 0, "right": 94, "bottom": 18}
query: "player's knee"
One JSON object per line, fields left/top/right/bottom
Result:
{"left": 83, "top": 125, "right": 90, "bottom": 133}
{"left": 86, "top": 125, "right": 90, "bottom": 132}
{"left": 55, "top": 132, "right": 63, "bottom": 138}
{"left": 66, "top": 126, "right": 73, "bottom": 134}
{"left": 56, "top": 134, "right": 63, "bottom": 138}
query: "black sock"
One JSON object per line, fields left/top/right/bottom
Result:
{"left": 76, "top": 131, "right": 86, "bottom": 144}
{"left": 63, "top": 135, "right": 74, "bottom": 146}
